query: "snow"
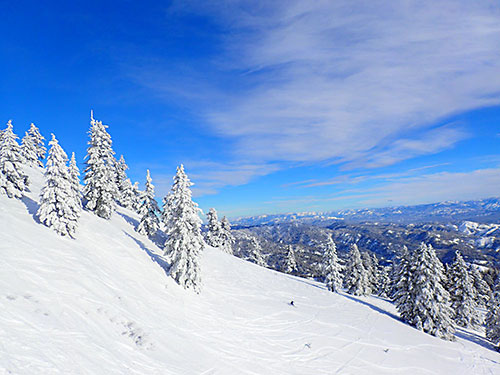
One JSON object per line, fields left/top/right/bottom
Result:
{"left": 459, "top": 221, "right": 500, "bottom": 237}
{"left": 1, "top": 168, "right": 500, "bottom": 374}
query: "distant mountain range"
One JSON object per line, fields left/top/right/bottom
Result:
{"left": 233, "top": 197, "right": 500, "bottom": 226}
{"left": 231, "top": 198, "right": 500, "bottom": 277}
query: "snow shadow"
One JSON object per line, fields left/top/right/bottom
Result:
{"left": 21, "top": 196, "right": 40, "bottom": 223}
{"left": 152, "top": 230, "right": 167, "bottom": 249}
{"left": 341, "top": 293, "right": 401, "bottom": 322}
{"left": 117, "top": 211, "right": 165, "bottom": 248}
{"left": 123, "top": 231, "right": 170, "bottom": 277}
{"left": 455, "top": 328, "right": 499, "bottom": 354}
{"left": 116, "top": 211, "right": 139, "bottom": 227}
{"left": 286, "top": 276, "right": 327, "bottom": 291}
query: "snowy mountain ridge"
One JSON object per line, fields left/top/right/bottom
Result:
{"left": 1, "top": 167, "right": 500, "bottom": 374}
{"left": 233, "top": 197, "right": 500, "bottom": 226}
{"left": 459, "top": 221, "right": 500, "bottom": 237}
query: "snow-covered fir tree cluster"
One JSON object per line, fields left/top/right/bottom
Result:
{"left": 204, "top": 208, "right": 235, "bottom": 255}
{"left": 0, "top": 114, "right": 231, "bottom": 294}
{"left": 0, "top": 120, "right": 30, "bottom": 198}
{"left": 2, "top": 113, "right": 500, "bottom": 350}
{"left": 37, "top": 134, "right": 81, "bottom": 237}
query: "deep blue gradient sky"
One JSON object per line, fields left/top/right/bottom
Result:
{"left": 2, "top": 1, "right": 500, "bottom": 218}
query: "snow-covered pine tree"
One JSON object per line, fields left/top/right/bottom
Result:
{"left": 136, "top": 169, "right": 160, "bottom": 237}
{"left": 448, "top": 251, "right": 482, "bottom": 328}
{"left": 407, "top": 243, "right": 455, "bottom": 341}
{"left": 219, "top": 216, "right": 235, "bottom": 255}
{"left": 205, "top": 208, "right": 223, "bottom": 248}
{"left": 21, "top": 132, "right": 38, "bottom": 167}
{"left": 322, "top": 236, "right": 342, "bottom": 293}
{"left": 120, "top": 178, "right": 137, "bottom": 210}
{"left": 248, "top": 236, "right": 266, "bottom": 267}
{"left": 26, "top": 122, "right": 46, "bottom": 167}
{"left": 361, "top": 251, "right": 377, "bottom": 293}
{"left": 115, "top": 155, "right": 127, "bottom": 183}
{"left": 483, "top": 268, "right": 500, "bottom": 291}
{"left": 469, "top": 265, "right": 491, "bottom": 307}
{"left": 386, "top": 262, "right": 396, "bottom": 297}
{"left": 344, "top": 244, "right": 370, "bottom": 296}
{"left": 162, "top": 164, "right": 204, "bottom": 292}
{"left": 283, "top": 244, "right": 298, "bottom": 274}
{"left": 83, "top": 114, "right": 118, "bottom": 219}
{"left": 0, "top": 120, "right": 29, "bottom": 198}
{"left": 37, "top": 134, "right": 80, "bottom": 237}
{"left": 132, "top": 181, "right": 142, "bottom": 212}
{"left": 377, "top": 266, "right": 391, "bottom": 298}
{"left": 115, "top": 155, "right": 135, "bottom": 208}
{"left": 69, "top": 152, "right": 82, "bottom": 211}
{"left": 393, "top": 246, "right": 413, "bottom": 320}
{"left": 486, "top": 276, "right": 500, "bottom": 350}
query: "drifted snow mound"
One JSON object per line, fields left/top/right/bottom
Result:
{"left": 1, "top": 168, "right": 499, "bottom": 374}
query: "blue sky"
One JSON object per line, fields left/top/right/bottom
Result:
{"left": 2, "top": 0, "right": 500, "bottom": 218}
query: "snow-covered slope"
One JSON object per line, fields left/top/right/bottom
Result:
{"left": 1, "top": 168, "right": 499, "bottom": 374}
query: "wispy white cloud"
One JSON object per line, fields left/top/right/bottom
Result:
{"left": 152, "top": 161, "right": 280, "bottom": 198}
{"left": 131, "top": 0, "right": 500, "bottom": 195}
{"left": 287, "top": 162, "right": 451, "bottom": 188}
{"left": 264, "top": 167, "right": 500, "bottom": 212}
{"left": 194, "top": 0, "right": 500, "bottom": 166}
{"left": 188, "top": 161, "right": 280, "bottom": 196}
{"left": 356, "top": 167, "right": 500, "bottom": 207}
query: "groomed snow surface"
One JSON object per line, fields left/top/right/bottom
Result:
{"left": 1, "top": 168, "right": 499, "bottom": 374}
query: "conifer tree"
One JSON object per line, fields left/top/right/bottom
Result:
{"left": 486, "top": 277, "right": 500, "bottom": 350}
{"left": 162, "top": 164, "right": 204, "bottom": 292}
{"left": 120, "top": 178, "right": 137, "bottom": 210}
{"left": 469, "top": 265, "right": 491, "bottom": 307}
{"left": 28, "top": 123, "right": 46, "bottom": 164}
{"left": 132, "top": 181, "right": 142, "bottom": 212}
{"left": 483, "top": 268, "right": 500, "bottom": 291}
{"left": 284, "top": 245, "right": 298, "bottom": 274}
{"left": 362, "top": 251, "right": 378, "bottom": 293}
{"left": 83, "top": 114, "right": 118, "bottom": 219}
{"left": 219, "top": 216, "right": 235, "bottom": 254}
{"left": 37, "top": 134, "right": 80, "bottom": 237}
{"left": 136, "top": 169, "right": 160, "bottom": 237}
{"left": 21, "top": 132, "right": 39, "bottom": 167}
{"left": 448, "top": 251, "right": 482, "bottom": 328}
{"left": 377, "top": 266, "right": 391, "bottom": 298}
{"left": 393, "top": 246, "right": 413, "bottom": 321}
{"left": 322, "top": 236, "right": 342, "bottom": 292}
{"left": 205, "top": 208, "right": 223, "bottom": 248}
{"left": 115, "top": 155, "right": 135, "bottom": 208}
{"left": 407, "top": 243, "right": 455, "bottom": 341}
{"left": 115, "top": 155, "right": 128, "bottom": 183}
{"left": 248, "top": 236, "right": 266, "bottom": 267}
{"left": 344, "top": 244, "right": 370, "bottom": 296}
{"left": 0, "top": 120, "right": 29, "bottom": 198}
{"left": 69, "top": 152, "right": 82, "bottom": 211}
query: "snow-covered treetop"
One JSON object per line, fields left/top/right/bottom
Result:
{"left": 145, "top": 169, "right": 154, "bottom": 192}
{"left": 163, "top": 164, "right": 200, "bottom": 221}
{"left": 0, "top": 120, "right": 29, "bottom": 198}
{"left": 116, "top": 155, "right": 128, "bottom": 181}
{"left": 86, "top": 117, "right": 114, "bottom": 159}
{"left": 28, "top": 122, "right": 46, "bottom": 161}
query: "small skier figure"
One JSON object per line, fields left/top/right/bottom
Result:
{"left": 289, "top": 300, "right": 295, "bottom": 307}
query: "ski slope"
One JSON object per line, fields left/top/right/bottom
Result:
{"left": 1, "top": 168, "right": 499, "bottom": 374}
